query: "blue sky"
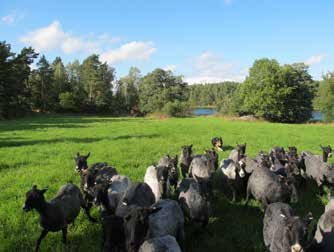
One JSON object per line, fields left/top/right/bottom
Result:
{"left": 0, "top": 0, "right": 333, "bottom": 83}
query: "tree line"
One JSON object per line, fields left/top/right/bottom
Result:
{"left": 1, "top": 41, "right": 334, "bottom": 122}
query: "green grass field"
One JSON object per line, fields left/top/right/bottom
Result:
{"left": 0, "top": 115, "right": 333, "bottom": 252}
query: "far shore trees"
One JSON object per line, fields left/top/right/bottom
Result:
{"left": 315, "top": 72, "right": 334, "bottom": 122}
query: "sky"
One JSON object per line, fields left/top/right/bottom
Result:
{"left": 0, "top": 0, "right": 333, "bottom": 83}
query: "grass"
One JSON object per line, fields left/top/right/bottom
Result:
{"left": 0, "top": 115, "right": 333, "bottom": 252}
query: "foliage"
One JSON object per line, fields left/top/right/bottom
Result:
{"left": 80, "top": 55, "right": 115, "bottom": 112}
{"left": 162, "top": 100, "right": 189, "bottom": 117}
{"left": 139, "top": 68, "right": 189, "bottom": 114}
{"left": 314, "top": 72, "right": 334, "bottom": 121}
{"left": 239, "top": 59, "right": 316, "bottom": 123}
{"left": 30, "top": 55, "right": 54, "bottom": 111}
{"left": 188, "top": 82, "right": 240, "bottom": 108}
{"left": 116, "top": 66, "right": 141, "bottom": 113}
{"left": 0, "top": 41, "right": 38, "bottom": 118}
{"left": 59, "top": 92, "right": 76, "bottom": 111}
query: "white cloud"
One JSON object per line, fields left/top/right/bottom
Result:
{"left": 304, "top": 54, "right": 327, "bottom": 65}
{"left": 100, "top": 41, "right": 156, "bottom": 64}
{"left": 164, "top": 64, "right": 177, "bottom": 72}
{"left": 20, "top": 21, "right": 156, "bottom": 65}
{"left": 20, "top": 21, "right": 92, "bottom": 53}
{"left": 185, "top": 51, "right": 246, "bottom": 84}
{"left": 1, "top": 11, "right": 23, "bottom": 25}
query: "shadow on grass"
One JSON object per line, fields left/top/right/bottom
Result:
{"left": 184, "top": 193, "right": 264, "bottom": 252}
{"left": 223, "top": 145, "right": 234, "bottom": 151}
{"left": 291, "top": 178, "right": 325, "bottom": 218}
{"left": 0, "top": 137, "right": 104, "bottom": 148}
{"left": 0, "top": 115, "right": 146, "bottom": 132}
{"left": 184, "top": 170, "right": 264, "bottom": 252}
{"left": 0, "top": 161, "right": 30, "bottom": 171}
{"left": 3, "top": 213, "right": 103, "bottom": 252}
{"left": 111, "top": 134, "right": 160, "bottom": 140}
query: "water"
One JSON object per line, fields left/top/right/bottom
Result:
{"left": 192, "top": 108, "right": 217, "bottom": 116}
{"left": 192, "top": 108, "right": 324, "bottom": 121}
{"left": 311, "top": 111, "right": 324, "bottom": 121}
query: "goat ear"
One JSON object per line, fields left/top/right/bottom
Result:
{"left": 320, "top": 145, "right": 324, "bottom": 149}
{"left": 40, "top": 188, "right": 47, "bottom": 194}
{"left": 32, "top": 185, "right": 37, "bottom": 190}
{"left": 85, "top": 152, "right": 90, "bottom": 159}
{"left": 77, "top": 152, "right": 80, "bottom": 157}
{"left": 190, "top": 144, "right": 193, "bottom": 148}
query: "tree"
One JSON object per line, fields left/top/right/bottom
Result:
{"left": 239, "top": 58, "right": 315, "bottom": 123}
{"left": 80, "top": 55, "right": 115, "bottom": 112}
{"left": 188, "top": 82, "right": 240, "bottom": 109}
{"left": 59, "top": 92, "right": 76, "bottom": 111}
{"left": 117, "top": 66, "right": 141, "bottom": 112}
{"left": 65, "top": 60, "right": 86, "bottom": 111}
{"left": 314, "top": 72, "right": 334, "bottom": 121}
{"left": 139, "top": 68, "right": 189, "bottom": 114}
{"left": 52, "top": 57, "right": 68, "bottom": 98}
{"left": 29, "top": 55, "right": 54, "bottom": 111}
{"left": 0, "top": 42, "right": 38, "bottom": 118}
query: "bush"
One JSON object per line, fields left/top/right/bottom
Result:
{"left": 59, "top": 92, "right": 76, "bottom": 111}
{"left": 163, "top": 101, "right": 188, "bottom": 117}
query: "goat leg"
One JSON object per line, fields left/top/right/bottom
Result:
{"left": 62, "top": 227, "right": 67, "bottom": 244}
{"left": 35, "top": 229, "right": 48, "bottom": 252}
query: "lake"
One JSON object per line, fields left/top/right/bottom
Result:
{"left": 191, "top": 108, "right": 218, "bottom": 116}
{"left": 192, "top": 108, "right": 324, "bottom": 121}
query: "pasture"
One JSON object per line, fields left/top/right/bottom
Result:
{"left": 0, "top": 115, "right": 333, "bottom": 252}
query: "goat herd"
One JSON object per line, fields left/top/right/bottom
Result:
{"left": 22, "top": 137, "right": 334, "bottom": 252}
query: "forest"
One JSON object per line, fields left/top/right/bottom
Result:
{"left": 1, "top": 41, "right": 333, "bottom": 123}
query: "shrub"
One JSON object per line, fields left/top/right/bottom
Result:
{"left": 163, "top": 101, "right": 188, "bottom": 117}
{"left": 59, "top": 92, "right": 76, "bottom": 111}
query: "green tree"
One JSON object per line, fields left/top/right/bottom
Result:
{"left": 59, "top": 92, "right": 76, "bottom": 111}
{"left": 65, "top": 60, "right": 86, "bottom": 111}
{"left": 29, "top": 55, "right": 54, "bottom": 111}
{"left": 80, "top": 55, "right": 115, "bottom": 111}
{"left": 117, "top": 66, "right": 141, "bottom": 112}
{"left": 52, "top": 57, "right": 68, "bottom": 97}
{"left": 314, "top": 72, "right": 334, "bottom": 121}
{"left": 239, "top": 58, "right": 315, "bottom": 123}
{"left": 0, "top": 42, "right": 38, "bottom": 118}
{"left": 139, "top": 68, "right": 189, "bottom": 114}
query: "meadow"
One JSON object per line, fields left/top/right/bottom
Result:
{"left": 0, "top": 115, "right": 333, "bottom": 252}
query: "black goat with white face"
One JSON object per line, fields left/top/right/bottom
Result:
{"left": 320, "top": 145, "right": 332, "bottom": 162}
{"left": 212, "top": 137, "right": 223, "bottom": 151}
{"left": 74, "top": 152, "right": 90, "bottom": 172}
